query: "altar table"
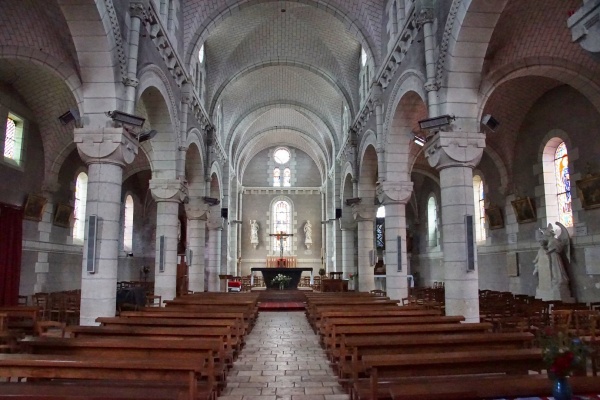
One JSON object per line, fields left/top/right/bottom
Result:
{"left": 251, "top": 268, "right": 313, "bottom": 290}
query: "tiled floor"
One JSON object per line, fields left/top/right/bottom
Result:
{"left": 219, "top": 311, "right": 350, "bottom": 400}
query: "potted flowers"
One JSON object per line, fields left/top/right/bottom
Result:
{"left": 271, "top": 274, "right": 292, "bottom": 290}
{"left": 318, "top": 268, "right": 326, "bottom": 277}
{"left": 538, "top": 327, "right": 589, "bottom": 400}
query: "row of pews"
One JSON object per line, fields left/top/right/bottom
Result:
{"left": 305, "top": 292, "right": 600, "bottom": 400}
{"left": 0, "top": 292, "right": 259, "bottom": 400}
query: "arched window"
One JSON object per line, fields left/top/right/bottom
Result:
{"left": 543, "top": 138, "right": 573, "bottom": 228}
{"left": 361, "top": 47, "right": 367, "bottom": 67}
{"left": 198, "top": 44, "right": 205, "bottom": 64}
{"left": 273, "top": 168, "right": 281, "bottom": 187}
{"left": 473, "top": 175, "right": 486, "bottom": 241}
{"left": 376, "top": 206, "right": 385, "bottom": 249}
{"left": 123, "top": 195, "right": 134, "bottom": 251}
{"left": 4, "top": 113, "right": 24, "bottom": 165}
{"left": 427, "top": 195, "right": 438, "bottom": 248}
{"left": 272, "top": 200, "right": 291, "bottom": 253}
{"left": 283, "top": 168, "right": 291, "bottom": 187}
{"left": 73, "top": 172, "right": 88, "bottom": 241}
{"left": 554, "top": 142, "right": 573, "bottom": 227}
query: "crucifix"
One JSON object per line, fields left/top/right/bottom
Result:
{"left": 269, "top": 231, "right": 294, "bottom": 259}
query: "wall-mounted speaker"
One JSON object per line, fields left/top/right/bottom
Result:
{"left": 221, "top": 208, "right": 228, "bottom": 219}
{"left": 159, "top": 235, "right": 165, "bottom": 273}
{"left": 481, "top": 114, "right": 500, "bottom": 132}
{"left": 465, "top": 215, "right": 475, "bottom": 271}
{"left": 335, "top": 208, "right": 342, "bottom": 219}
{"left": 86, "top": 215, "right": 98, "bottom": 274}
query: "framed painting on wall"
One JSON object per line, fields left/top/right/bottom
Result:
{"left": 23, "top": 194, "right": 47, "bottom": 221}
{"left": 576, "top": 175, "right": 600, "bottom": 210}
{"left": 485, "top": 206, "right": 504, "bottom": 230}
{"left": 511, "top": 197, "right": 536, "bottom": 224}
{"left": 53, "top": 203, "right": 73, "bottom": 228}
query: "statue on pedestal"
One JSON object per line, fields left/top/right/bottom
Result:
{"left": 250, "top": 220, "right": 259, "bottom": 249}
{"left": 304, "top": 220, "right": 312, "bottom": 249}
{"left": 533, "top": 222, "right": 573, "bottom": 302}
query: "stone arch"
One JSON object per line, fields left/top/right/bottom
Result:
{"left": 482, "top": 145, "right": 509, "bottom": 196}
{"left": 358, "top": 143, "right": 379, "bottom": 200}
{"left": 58, "top": 0, "right": 123, "bottom": 127}
{"left": 185, "top": 140, "right": 205, "bottom": 199}
{"left": 438, "top": 0, "right": 509, "bottom": 129}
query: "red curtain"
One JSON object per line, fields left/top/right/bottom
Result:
{"left": 0, "top": 205, "right": 23, "bottom": 306}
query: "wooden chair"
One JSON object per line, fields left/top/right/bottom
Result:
{"left": 35, "top": 320, "right": 66, "bottom": 337}
{"left": 550, "top": 309, "right": 573, "bottom": 336}
{"left": 32, "top": 292, "right": 50, "bottom": 321}
{"left": 17, "top": 295, "right": 28, "bottom": 306}
{"left": 146, "top": 295, "right": 162, "bottom": 307}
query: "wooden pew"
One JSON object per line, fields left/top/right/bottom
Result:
{"left": 0, "top": 353, "right": 211, "bottom": 400}
{"left": 144, "top": 304, "right": 257, "bottom": 327}
{"left": 306, "top": 303, "right": 403, "bottom": 328}
{"left": 387, "top": 375, "right": 600, "bottom": 400}
{"left": 20, "top": 336, "right": 222, "bottom": 396}
{"left": 120, "top": 310, "right": 249, "bottom": 333}
{"left": 325, "top": 322, "right": 493, "bottom": 357}
{"left": 0, "top": 306, "right": 41, "bottom": 335}
{"left": 310, "top": 307, "right": 439, "bottom": 332}
{"left": 337, "top": 331, "right": 535, "bottom": 384}
{"left": 355, "top": 348, "right": 544, "bottom": 400}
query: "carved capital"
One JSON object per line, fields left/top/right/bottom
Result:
{"left": 352, "top": 203, "right": 376, "bottom": 222}
{"left": 149, "top": 178, "right": 188, "bottom": 203}
{"left": 129, "top": 1, "right": 148, "bottom": 19}
{"left": 424, "top": 131, "right": 485, "bottom": 171}
{"left": 184, "top": 198, "right": 209, "bottom": 220}
{"left": 376, "top": 181, "right": 413, "bottom": 205}
{"left": 424, "top": 80, "right": 439, "bottom": 92}
{"left": 74, "top": 127, "right": 138, "bottom": 166}
{"left": 416, "top": 7, "right": 435, "bottom": 26}
{"left": 122, "top": 77, "right": 139, "bottom": 87}
{"left": 568, "top": 0, "right": 600, "bottom": 55}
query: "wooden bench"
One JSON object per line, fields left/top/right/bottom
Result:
{"left": 0, "top": 306, "right": 41, "bottom": 335}
{"left": 0, "top": 353, "right": 212, "bottom": 400}
{"left": 20, "top": 336, "right": 223, "bottom": 395}
{"left": 355, "top": 348, "right": 544, "bottom": 400}
{"left": 120, "top": 310, "right": 249, "bottom": 333}
{"left": 387, "top": 375, "right": 600, "bottom": 400}
{"left": 311, "top": 308, "right": 441, "bottom": 332}
{"left": 147, "top": 304, "right": 257, "bottom": 327}
{"left": 337, "top": 331, "right": 534, "bottom": 385}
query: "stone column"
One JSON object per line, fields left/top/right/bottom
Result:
{"left": 185, "top": 199, "right": 208, "bottom": 293}
{"left": 340, "top": 221, "right": 357, "bottom": 279}
{"left": 150, "top": 179, "right": 187, "bottom": 301}
{"left": 425, "top": 131, "right": 485, "bottom": 322}
{"left": 33, "top": 183, "right": 60, "bottom": 293}
{"left": 75, "top": 127, "right": 138, "bottom": 326}
{"left": 352, "top": 202, "right": 376, "bottom": 292}
{"left": 377, "top": 181, "right": 413, "bottom": 301}
{"left": 206, "top": 210, "right": 222, "bottom": 292}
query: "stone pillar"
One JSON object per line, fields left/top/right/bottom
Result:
{"left": 352, "top": 203, "right": 376, "bottom": 292}
{"left": 377, "top": 182, "right": 413, "bottom": 301}
{"left": 150, "top": 179, "right": 187, "bottom": 301}
{"left": 207, "top": 212, "right": 222, "bottom": 292}
{"left": 33, "top": 183, "right": 60, "bottom": 293}
{"left": 425, "top": 131, "right": 485, "bottom": 322}
{"left": 340, "top": 221, "right": 357, "bottom": 279}
{"left": 75, "top": 127, "right": 138, "bottom": 326}
{"left": 185, "top": 199, "right": 208, "bottom": 293}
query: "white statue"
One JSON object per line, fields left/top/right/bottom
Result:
{"left": 304, "top": 220, "right": 312, "bottom": 249}
{"left": 250, "top": 220, "right": 259, "bottom": 249}
{"left": 534, "top": 222, "right": 573, "bottom": 302}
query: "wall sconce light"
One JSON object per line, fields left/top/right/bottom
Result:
{"left": 481, "top": 114, "right": 500, "bottom": 132}
{"left": 413, "top": 133, "right": 428, "bottom": 146}
{"left": 137, "top": 129, "right": 157, "bottom": 143}
{"left": 202, "top": 196, "right": 220, "bottom": 206}
{"left": 58, "top": 108, "right": 81, "bottom": 126}
{"left": 106, "top": 110, "right": 146, "bottom": 127}
{"left": 418, "top": 114, "right": 455, "bottom": 130}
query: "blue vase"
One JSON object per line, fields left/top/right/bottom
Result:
{"left": 552, "top": 376, "right": 572, "bottom": 400}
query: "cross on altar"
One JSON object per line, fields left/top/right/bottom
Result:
{"left": 269, "top": 231, "right": 294, "bottom": 258}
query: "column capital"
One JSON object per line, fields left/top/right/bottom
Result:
{"left": 424, "top": 131, "right": 485, "bottom": 171}
{"left": 75, "top": 127, "right": 138, "bottom": 167}
{"left": 352, "top": 203, "right": 376, "bottom": 222}
{"left": 185, "top": 198, "right": 210, "bottom": 220}
{"left": 149, "top": 178, "right": 188, "bottom": 203}
{"left": 376, "top": 181, "right": 413, "bottom": 205}
{"left": 129, "top": 1, "right": 148, "bottom": 19}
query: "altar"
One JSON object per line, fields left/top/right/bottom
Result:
{"left": 251, "top": 267, "right": 313, "bottom": 290}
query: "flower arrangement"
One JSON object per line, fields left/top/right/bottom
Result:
{"left": 349, "top": 273, "right": 357, "bottom": 280}
{"left": 318, "top": 268, "right": 326, "bottom": 276}
{"left": 271, "top": 274, "right": 292, "bottom": 289}
{"left": 538, "top": 327, "right": 588, "bottom": 378}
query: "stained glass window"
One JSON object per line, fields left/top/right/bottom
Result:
{"left": 273, "top": 168, "right": 281, "bottom": 187}
{"left": 73, "top": 172, "right": 88, "bottom": 241}
{"left": 473, "top": 176, "right": 486, "bottom": 241}
{"left": 4, "top": 118, "right": 15, "bottom": 159}
{"left": 272, "top": 200, "right": 291, "bottom": 252}
{"left": 123, "top": 195, "right": 134, "bottom": 251}
{"left": 554, "top": 142, "right": 573, "bottom": 227}
{"left": 427, "top": 195, "right": 438, "bottom": 247}
{"left": 283, "top": 168, "right": 291, "bottom": 187}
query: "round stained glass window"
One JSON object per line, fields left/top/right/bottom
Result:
{"left": 274, "top": 148, "right": 290, "bottom": 164}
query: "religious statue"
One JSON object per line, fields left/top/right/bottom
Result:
{"left": 533, "top": 222, "right": 573, "bottom": 302}
{"left": 250, "top": 220, "right": 259, "bottom": 249}
{"left": 304, "top": 220, "right": 312, "bottom": 249}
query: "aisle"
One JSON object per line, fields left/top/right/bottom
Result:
{"left": 219, "top": 312, "right": 349, "bottom": 400}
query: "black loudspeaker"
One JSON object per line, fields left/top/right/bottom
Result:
{"left": 221, "top": 208, "right": 228, "bottom": 219}
{"left": 335, "top": 208, "right": 342, "bottom": 219}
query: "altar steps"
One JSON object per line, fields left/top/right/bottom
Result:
{"left": 256, "top": 289, "right": 308, "bottom": 311}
